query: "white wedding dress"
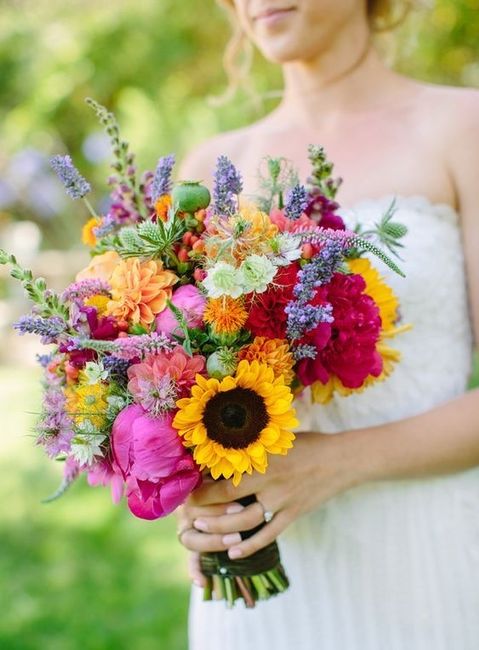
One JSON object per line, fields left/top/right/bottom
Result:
{"left": 189, "top": 196, "right": 477, "bottom": 650}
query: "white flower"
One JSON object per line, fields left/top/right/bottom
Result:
{"left": 202, "top": 261, "right": 244, "bottom": 298}
{"left": 70, "top": 422, "right": 106, "bottom": 466}
{"left": 83, "top": 361, "right": 108, "bottom": 385}
{"left": 271, "top": 233, "right": 302, "bottom": 266}
{"left": 239, "top": 254, "right": 277, "bottom": 294}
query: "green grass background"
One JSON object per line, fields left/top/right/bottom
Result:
{"left": 0, "top": 367, "right": 190, "bottom": 650}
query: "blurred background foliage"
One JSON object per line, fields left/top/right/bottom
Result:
{"left": 0, "top": 1, "right": 478, "bottom": 649}
{"left": 1, "top": 0, "right": 479, "bottom": 249}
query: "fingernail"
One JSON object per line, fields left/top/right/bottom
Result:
{"left": 226, "top": 503, "right": 244, "bottom": 514}
{"left": 193, "top": 579, "right": 204, "bottom": 588}
{"left": 228, "top": 547, "right": 243, "bottom": 559}
{"left": 193, "top": 519, "right": 208, "bottom": 532}
{"left": 223, "top": 533, "right": 242, "bottom": 545}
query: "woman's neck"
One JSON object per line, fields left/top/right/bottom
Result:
{"left": 276, "top": 35, "right": 403, "bottom": 129}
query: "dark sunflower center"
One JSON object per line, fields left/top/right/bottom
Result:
{"left": 203, "top": 387, "right": 269, "bottom": 449}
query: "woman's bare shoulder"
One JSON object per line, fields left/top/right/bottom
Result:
{"left": 413, "top": 80, "right": 479, "bottom": 127}
{"left": 178, "top": 115, "right": 275, "bottom": 180}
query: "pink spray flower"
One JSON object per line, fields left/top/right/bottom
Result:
{"left": 111, "top": 404, "right": 202, "bottom": 520}
{"left": 127, "top": 347, "right": 205, "bottom": 416}
{"left": 155, "top": 285, "right": 206, "bottom": 337}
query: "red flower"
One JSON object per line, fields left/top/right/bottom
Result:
{"left": 245, "top": 263, "right": 299, "bottom": 339}
{"left": 298, "top": 273, "right": 382, "bottom": 388}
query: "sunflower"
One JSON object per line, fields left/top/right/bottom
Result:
{"left": 173, "top": 360, "right": 297, "bottom": 486}
{"left": 239, "top": 337, "right": 295, "bottom": 385}
{"left": 203, "top": 296, "right": 248, "bottom": 335}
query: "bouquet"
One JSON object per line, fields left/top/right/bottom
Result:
{"left": 1, "top": 99, "right": 408, "bottom": 608}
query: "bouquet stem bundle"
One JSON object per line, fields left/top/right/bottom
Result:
{"left": 200, "top": 495, "right": 289, "bottom": 608}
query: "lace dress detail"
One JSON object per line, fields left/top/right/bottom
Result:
{"left": 189, "top": 196, "right": 477, "bottom": 650}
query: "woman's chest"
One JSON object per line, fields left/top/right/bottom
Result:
{"left": 234, "top": 115, "right": 454, "bottom": 208}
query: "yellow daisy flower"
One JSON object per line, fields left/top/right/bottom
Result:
{"left": 84, "top": 294, "right": 110, "bottom": 316}
{"left": 173, "top": 360, "right": 298, "bottom": 486}
{"left": 65, "top": 376, "right": 110, "bottom": 429}
{"left": 82, "top": 217, "right": 101, "bottom": 247}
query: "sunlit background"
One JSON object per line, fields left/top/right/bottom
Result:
{"left": 1, "top": 1, "right": 478, "bottom": 648}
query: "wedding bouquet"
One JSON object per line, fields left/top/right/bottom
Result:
{"left": 1, "top": 99, "right": 408, "bottom": 608}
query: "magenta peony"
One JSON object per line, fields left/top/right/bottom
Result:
{"left": 111, "top": 404, "right": 202, "bottom": 520}
{"left": 297, "top": 273, "right": 382, "bottom": 388}
{"left": 155, "top": 284, "right": 206, "bottom": 337}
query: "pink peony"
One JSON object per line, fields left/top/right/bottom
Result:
{"left": 111, "top": 404, "right": 202, "bottom": 520}
{"left": 127, "top": 347, "right": 205, "bottom": 416}
{"left": 155, "top": 285, "right": 206, "bottom": 337}
{"left": 87, "top": 457, "right": 124, "bottom": 504}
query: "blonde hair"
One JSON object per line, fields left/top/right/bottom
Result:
{"left": 213, "top": 0, "right": 417, "bottom": 107}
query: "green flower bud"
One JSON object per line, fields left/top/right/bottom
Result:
{"left": 172, "top": 182, "right": 211, "bottom": 213}
{"left": 206, "top": 348, "right": 238, "bottom": 379}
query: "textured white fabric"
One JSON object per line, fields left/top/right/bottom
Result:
{"left": 189, "top": 196, "right": 477, "bottom": 650}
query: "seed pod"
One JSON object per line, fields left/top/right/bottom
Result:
{"left": 172, "top": 182, "right": 211, "bottom": 213}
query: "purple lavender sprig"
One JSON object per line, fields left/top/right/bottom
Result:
{"left": 151, "top": 154, "right": 175, "bottom": 203}
{"left": 213, "top": 155, "right": 243, "bottom": 215}
{"left": 284, "top": 184, "right": 308, "bottom": 220}
{"left": 50, "top": 155, "right": 91, "bottom": 200}
{"left": 14, "top": 315, "right": 68, "bottom": 343}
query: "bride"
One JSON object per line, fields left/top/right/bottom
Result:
{"left": 176, "top": 1, "right": 479, "bottom": 648}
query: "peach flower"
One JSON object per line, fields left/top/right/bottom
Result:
{"left": 76, "top": 251, "right": 121, "bottom": 283}
{"left": 106, "top": 258, "right": 178, "bottom": 327}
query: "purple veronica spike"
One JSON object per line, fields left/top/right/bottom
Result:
{"left": 151, "top": 154, "right": 175, "bottom": 203}
{"left": 213, "top": 155, "right": 243, "bottom": 215}
{"left": 284, "top": 184, "right": 308, "bottom": 220}
{"left": 292, "top": 344, "right": 318, "bottom": 361}
{"left": 50, "top": 155, "right": 91, "bottom": 200}
{"left": 285, "top": 302, "right": 333, "bottom": 341}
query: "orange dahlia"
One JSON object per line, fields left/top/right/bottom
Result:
{"left": 106, "top": 258, "right": 178, "bottom": 327}
{"left": 239, "top": 337, "right": 295, "bottom": 385}
{"left": 203, "top": 296, "right": 248, "bottom": 335}
{"left": 76, "top": 251, "right": 121, "bottom": 283}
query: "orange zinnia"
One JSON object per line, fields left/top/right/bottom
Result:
{"left": 106, "top": 258, "right": 177, "bottom": 327}
{"left": 239, "top": 337, "right": 295, "bottom": 385}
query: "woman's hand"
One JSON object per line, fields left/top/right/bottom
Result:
{"left": 176, "top": 431, "right": 364, "bottom": 585}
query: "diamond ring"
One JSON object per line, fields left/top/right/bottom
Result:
{"left": 257, "top": 498, "right": 274, "bottom": 523}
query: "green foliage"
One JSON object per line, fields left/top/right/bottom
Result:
{"left": 1, "top": 1, "right": 477, "bottom": 249}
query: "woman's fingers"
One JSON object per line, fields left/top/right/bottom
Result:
{"left": 226, "top": 510, "right": 290, "bottom": 559}
{"left": 192, "top": 502, "right": 264, "bottom": 535}
{"left": 189, "top": 474, "right": 258, "bottom": 506}
{"left": 180, "top": 527, "right": 242, "bottom": 553}
{"left": 188, "top": 552, "right": 207, "bottom": 588}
